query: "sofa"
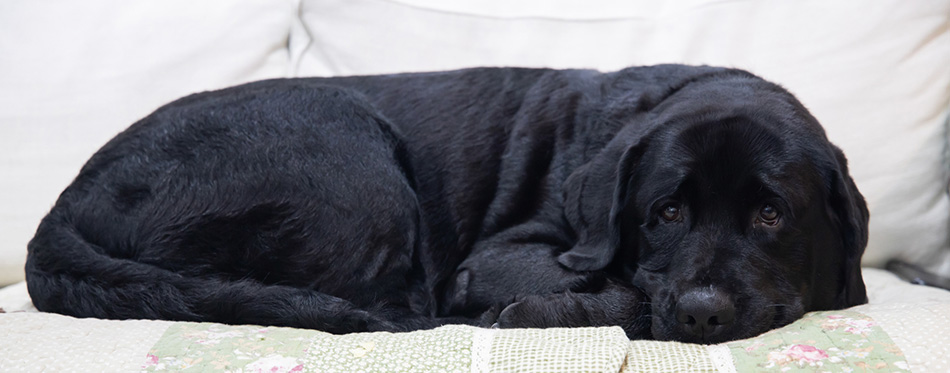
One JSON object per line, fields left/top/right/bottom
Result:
{"left": 1, "top": 0, "right": 948, "bottom": 371}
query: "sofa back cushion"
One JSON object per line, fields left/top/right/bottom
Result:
{"left": 0, "top": 0, "right": 295, "bottom": 285}
{"left": 295, "top": 0, "right": 950, "bottom": 267}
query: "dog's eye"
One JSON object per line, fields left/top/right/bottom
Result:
{"left": 660, "top": 204, "right": 682, "bottom": 222}
{"left": 757, "top": 204, "right": 780, "bottom": 226}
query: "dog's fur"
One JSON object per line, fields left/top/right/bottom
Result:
{"left": 25, "top": 65, "right": 869, "bottom": 343}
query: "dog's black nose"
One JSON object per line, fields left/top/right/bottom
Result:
{"left": 675, "top": 287, "right": 735, "bottom": 341}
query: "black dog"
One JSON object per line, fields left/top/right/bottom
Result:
{"left": 25, "top": 65, "right": 869, "bottom": 344}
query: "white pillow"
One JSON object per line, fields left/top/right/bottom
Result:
{"left": 0, "top": 0, "right": 295, "bottom": 285}
{"left": 296, "top": 0, "right": 950, "bottom": 267}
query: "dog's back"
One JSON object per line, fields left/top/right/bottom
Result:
{"left": 25, "top": 66, "right": 599, "bottom": 331}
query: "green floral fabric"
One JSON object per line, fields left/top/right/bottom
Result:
{"left": 143, "top": 324, "right": 475, "bottom": 372}
{"left": 143, "top": 310, "right": 907, "bottom": 372}
{"left": 142, "top": 324, "right": 629, "bottom": 372}
{"left": 728, "top": 310, "right": 908, "bottom": 371}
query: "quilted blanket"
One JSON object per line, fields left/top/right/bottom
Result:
{"left": 1, "top": 268, "right": 948, "bottom": 372}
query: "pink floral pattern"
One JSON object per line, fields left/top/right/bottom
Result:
{"left": 765, "top": 344, "right": 829, "bottom": 369}
{"left": 728, "top": 310, "right": 908, "bottom": 371}
{"left": 142, "top": 323, "right": 313, "bottom": 371}
{"left": 243, "top": 355, "right": 304, "bottom": 373}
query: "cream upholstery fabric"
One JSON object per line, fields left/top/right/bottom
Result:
{"left": 295, "top": 0, "right": 950, "bottom": 267}
{"left": 0, "top": 0, "right": 948, "bottom": 285}
{"left": 0, "top": 0, "right": 295, "bottom": 284}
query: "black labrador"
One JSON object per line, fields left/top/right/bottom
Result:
{"left": 25, "top": 65, "right": 869, "bottom": 344}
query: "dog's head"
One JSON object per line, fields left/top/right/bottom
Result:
{"left": 559, "top": 67, "right": 869, "bottom": 343}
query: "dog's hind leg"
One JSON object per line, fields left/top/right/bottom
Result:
{"left": 25, "top": 214, "right": 402, "bottom": 333}
{"left": 25, "top": 83, "right": 429, "bottom": 332}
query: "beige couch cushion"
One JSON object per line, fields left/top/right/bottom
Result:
{"left": 1, "top": 1, "right": 947, "bottom": 286}
{"left": 0, "top": 0, "right": 295, "bottom": 285}
{"left": 296, "top": 0, "right": 950, "bottom": 267}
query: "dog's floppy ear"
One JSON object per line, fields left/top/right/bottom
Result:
{"left": 826, "top": 145, "right": 870, "bottom": 307}
{"left": 556, "top": 64, "right": 742, "bottom": 272}
{"left": 558, "top": 130, "right": 646, "bottom": 271}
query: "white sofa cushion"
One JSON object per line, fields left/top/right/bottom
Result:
{"left": 0, "top": 0, "right": 296, "bottom": 285}
{"left": 296, "top": 0, "right": 950, "bottom": 267}
{"left": 2, "top": 1, "right": 947, "bottom": 286}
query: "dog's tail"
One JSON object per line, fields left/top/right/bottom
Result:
{"left": 24, "top": 213, "right": 399, "bottom": 333}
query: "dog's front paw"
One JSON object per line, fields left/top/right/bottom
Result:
{"left": 333, "top": 309, "right": 399, "bottom": 333}
{"left": 493, "top": 295, "right": 577, "bottom": 329}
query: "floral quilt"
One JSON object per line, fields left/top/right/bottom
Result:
{"left": 142, "top": 310, "right": 906, "bottom": 373}
{"left": 3, "top": 269, "right": 948, "bottom": 372}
